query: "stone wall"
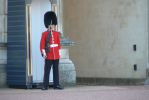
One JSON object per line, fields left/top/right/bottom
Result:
{"left": 62, "top": 0, "right": 148, "bottom": 79}
{"left": 0, "top": 0, "right": 7, "bottom": 87}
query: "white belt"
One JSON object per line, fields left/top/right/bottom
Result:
{"left": 50, "top": 44, "right": 58, "bottom": 47}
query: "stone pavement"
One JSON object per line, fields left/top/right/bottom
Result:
{"left": 0, "top": 85, "right": 149, "bottom": 100}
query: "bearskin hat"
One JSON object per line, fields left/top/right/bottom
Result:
{"left": 44, "top": 11, "right": 57, "bottom": 28}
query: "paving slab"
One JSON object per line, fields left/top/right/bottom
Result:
{"left": 0, "top": 85, "right": 149, "bottom": 100}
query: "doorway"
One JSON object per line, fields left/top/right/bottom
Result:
{"left": 30, "top": 0, "right": 53, "bottom": 83}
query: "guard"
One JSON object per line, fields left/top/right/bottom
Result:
{"left": 40, "top": 11, "right": 63, "bottom": 90}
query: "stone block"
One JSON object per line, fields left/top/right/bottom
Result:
{"left": 60, "top": 48, "right": 69, "bottom": 59}
{"left": 4, "top": 15, "right": 7, "bottom": 33}
{"left": 0, "top": 15, "right": 5, "bottom": 33}
{"left": 144, "top": 78, "right": 149, "bottom": 85}
{"left": 0, "top": 0, "right": 5, "bottom": 15}
{"left": 0, "top": 47, "right": 7, "bottom": 63}
{"left": 146, "top": 68, "right": 149, "bottom": 77}
{"left": 59, "top": 70, "right": 76, "bottom": 86}
{"left": 5, "top": 0, "right": 7, "bottom": 14}
{"left": 0, "top": 64, "right": 7, "bottom": 88}
{"left": 59, "top": 59, "right": 76, "bottom": 86}
{"left": 0, "top": 33, "right": 7, "bottom": 43}
{"left": 77, "top": 77, "right": 145, "bottom": 85}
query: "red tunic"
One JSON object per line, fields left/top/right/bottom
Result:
{"left": 40, "top": 30, "right": 61, "bottom": 60}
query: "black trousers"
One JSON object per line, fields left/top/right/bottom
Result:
{"left": 43, "top": 59, "right": 60, "bottom": 88}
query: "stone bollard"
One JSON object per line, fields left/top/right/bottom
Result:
{"left": 59, "top": 38, "right": 76, "bottom": 86}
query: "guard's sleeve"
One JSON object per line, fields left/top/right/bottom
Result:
{"left": 40, "top": 32, "right": 46, "bottom": 54}
{"left": 57, "top": 32, "right": 61, "bottom": 49}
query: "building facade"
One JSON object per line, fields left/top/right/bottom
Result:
{"left": 0, "top": 0, "right": 148, "bottom": 87}
{"left": 63, "top": 0, "right": 149, "bottom": 84}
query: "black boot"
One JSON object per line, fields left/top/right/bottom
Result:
{"left": 54, "top": 85, "right": 64, "bottom": 90}
{"left": 41, "top": 86, "right": 48, "bottom": 90}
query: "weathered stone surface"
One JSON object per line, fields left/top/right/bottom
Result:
{"left": 4, "top": 15, "right": 7, "bottom": 33}
{"left": 63, "top": 0, "right": 148, "bottom": 79}
{"left": 0, "top": 65, "right": 6, "bottom": 88}
{"left": 0, "top": 0, "right": 7, "bottom": 88}
{"left": 0, "top": 0, "right": 5, "bottom": 15}
{"left": 5, "top": 0, "right": 7, "bottom": 14}
{"left": 59, "top": 59, "right": 76, "bottom": 86}
{"left": 77, "top": 77, "right": 145, "bottom": 85}
{"left": 0, "top": 47, "right": 7, "bottom": 64}
{"left": 59, "top": 45, "right": 76, "bottom": 86}
{"left": 58, "top": 38, "right": 76, "bottom": 86}
{"left": 0, "top": 15, "right": 5, "bottom": 33}
{"left": 60, "top": 48, "right": 69, "bottom": 59}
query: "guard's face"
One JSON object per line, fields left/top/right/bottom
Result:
{"left": 48, "top": 25, "right": 56, "bottom": 31}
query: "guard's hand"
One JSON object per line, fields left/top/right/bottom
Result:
{"left": 59, "top": 50, "right": 61, "bottom": 56}
{"left": 42, "top": 49, "right": 47, "bottom": 59}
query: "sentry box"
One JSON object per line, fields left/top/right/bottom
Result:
{"left": 7, "top": 0, "right": 76, "bottom": 89}
{"left": 7, "top": 0, "right": 59, "bottom": 88}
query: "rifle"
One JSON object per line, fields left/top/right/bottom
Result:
{"left": 45, "top": 31, "right": 51, "bottom": 53}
